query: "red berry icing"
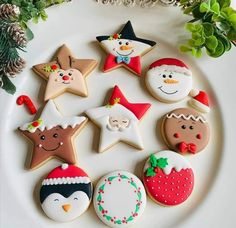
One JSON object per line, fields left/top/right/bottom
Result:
{"left": 113, "top": 33, "right": 119, "bottom": 39}
{"left": 32, "top": 121, "right": 39, "bottom": 127}
{"left": 143, "top": 168, "right": 194, "bottom": 206}
{"left": 174, "top": 133, "right": 180, "bottom": 138}
{"left": 51, "top": 64, "right": 58, "bottom": 70}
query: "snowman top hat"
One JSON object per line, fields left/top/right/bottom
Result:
{"left": 96, "top": 21, "right": 156, "bottom": 46}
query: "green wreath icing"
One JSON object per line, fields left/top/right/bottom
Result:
{"left": 96, "top": 173, "right": 142, "bottom": 225}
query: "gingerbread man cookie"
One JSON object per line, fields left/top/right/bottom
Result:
{"left": 93, "top": 170, "right": 146, "bottom": 227}
{"left": 19, "top": 100, "right": 87, "bottom": 169}
{"left": 33, "top": 44, "right": 97, "bottom": 101}
{"left": 85, "top": 85, "right": 151, "bottom": 152}
{"left": 161, "top": 108, "right": 210, "bottom": 154}
{"left": 39, "top": 164, "right": 92, "bottom": 222}
{"left": 96, "top": 21, "right": 156, "bottom": 76}
{"left": 146, "top": 58, "right": 193, "bottom": 103}
{"left": 143, "top": 151, "right": 194, "bottom": 206}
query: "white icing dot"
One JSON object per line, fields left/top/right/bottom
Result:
{"left": 171, "top": 182, "right": 175, "bottom": 185}
{"left": 176, "top": 193, "right": 179, "bottom": 196}
{"left": 60, "top": 142, "right": 63, "bottom": 145}
{"left": 162, "top": 195, "right": 165, "bottom": 197}
{"left": 155, "top": 194, "right": 158, "bottom": 197}
{"left": 177, "top": 180, "right": 180, "bottom": 183}
{"left": 179, "top": 174, "right": 182, "bottom": 176}
{"left": 176, "top": 186, "right": 180, "bottom": 189}
{"left": 165, "top": 182, "right": 168, "bottom": 185}
{"left": 190, "top": 182, "right": 193, "bottom": 184}
{"left": 168, "top": 195, "right": 171, "bottom": 198}
{"left": 186, "top": 170, "right": 189, "bottom": 172}
{"left": 171, "top": 188, "right": 174, "bottom": 191}
{"left": 158, "top": 180, "right": 161, "bottom": 183}
{"left": 152, "top": 187, "right": 154, "bottom": 189}
{"left": 165, "top": 176, "right": 168, "bottom": 179}
{"left": 158, "top": 186, "right": 161, "bottom": 189}
{"left": 164, "top": 200, "right": 167, "bottom": 203}
{"left": 181, "top": 198, "right": 183, "bottom": 200}
{"left": 38, "top": 144, "right": 42, "bottom": 148}
{"left": 147, "top": 179, "right": 149, "bottom": 182}
{"left": 184, "top": 184, "right": 187, "bottom": 187}
{"left": 61, "top": 163, "right": 69, "bottom": 170}
{"left": 185, "top": 177, "right": 189, "bottom": 180}
{"left": 172, "top": 177, "right": 175, "bottom": 179}
{"left": 159, "top": 175, "right": 162, "bottom": 178}
{"left": 165, "top": 189, "right": 168, "bottom": 192}
{"left": 152, "top": 180, "right": 155, "bottom": 183}
{"left": 174, "top": 201, "right": 177, "bottom": 203}
{"left": 184, "top": 190, "right": 186, "bottom": 193}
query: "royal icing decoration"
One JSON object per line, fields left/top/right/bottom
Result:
{"left": 32, "top": 44, "right": 97, "bottom": 101}
{"left": 19, "top": 100, "right": 87, "bottom": 169}
{"left": 85, "top": 85, "right": 151, "bottom": 152}
{"left": 162, "top": 108, "right": 210, "bottom": 154}
{"left": 143, "top": 151, "right": 194, "bottom": 206}
{"left": 93, "top": 171, "right": 146, "bottom": 227}
{"left": 16, "top": 95, "right": 37, "bottom": 115}
{"left": 96, "top": 21, "right": 156, "bottom": 76}
{"left": 40, "top": 164, "right": 92, "bottom": 222}
{"left": 146, "top": 58, "right": 193, "bottom": 103}
{"left": 189, "top": 89, "right": 210, "bottom": 113}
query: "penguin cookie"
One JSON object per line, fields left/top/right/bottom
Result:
{"left": 96, "top": 20, "right": 156, "bottom": 76}
{"left": 162, "top": 108, "right": 210, "bottom": 154}
{"left": 39, "top": 164, "right": 92, "bottom": 222}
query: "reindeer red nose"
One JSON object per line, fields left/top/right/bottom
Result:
{"left": 62, "top": 75, "right": 69, "bottom": 81}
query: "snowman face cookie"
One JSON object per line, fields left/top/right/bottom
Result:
{"left": 146, "top": 58, "right": 193, "bottom": 103}
{"left": 39, "top": 164, "right": 92, "bottom": 222}
{"left": 162, "top": 108, "right": 210, "bottom": 154}
{"left": 101, "top": 39, "right": 151, "bottom": 58}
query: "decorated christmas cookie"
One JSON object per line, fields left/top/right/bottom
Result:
{"left": 96, "top": 21, "right": 156, "bottom": 76}
{"left": 189, "top": 89, "right": 210, "bottom": 113}
{"left": 93, "top": 171, "right": 146, "bottom": 227}
{"left": 40, "top": 164, "right": 92, "bottom": 222}
{"left": 19, "top": 100, "right": 87, "bottom": 169}
{"left": 146, "top": 58, "right": 193, "bottom": 103}
{"left": 162, "top": 108, "right": 210, "bottom": 154}
{"left": 143, "top": 151, "right": 194, "bottom": 206}
{"left": 85, "top": 85, "right": 151, "bottom": 152}
{"left": 33, "top": 44, "right": 97, "bottom": 101}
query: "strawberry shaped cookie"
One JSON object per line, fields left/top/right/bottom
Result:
{"left": 143, "top": 151, "right": 194, "bottom": 206}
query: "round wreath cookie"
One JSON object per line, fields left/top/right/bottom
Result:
{"left": 162, "top": 108, "right": 210, "bottom": 154}
{"left": 39, "top": 164, "right": 92, "bottom": 222}
{"left": 146, "top": 58, "right": 193, "bottom": 103}
{"left": 143, "top": 151, "right": 194, "bottom": 206}
{"left": 93, "top": 171, "right": 146, "bottom": 227}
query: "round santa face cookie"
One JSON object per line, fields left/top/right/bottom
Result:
{"left": 146, "top": 58, "right": 193, "bottom": 103}
{"left": 93, "top": 171, "right": 146, "bottom": 227}
{"left": 162, "top": 108, "right": 210, "bottom": 154}
{"left": 143, "top": 151, "right": 194, "bottom": 206}
{"left": 39, "top": 164, "right": 92, "bottom": 222}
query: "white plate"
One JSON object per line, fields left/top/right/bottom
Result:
{"left": 1, "top": 1, "right": 236, "bottom": 227}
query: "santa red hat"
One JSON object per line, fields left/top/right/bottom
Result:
{"left": 189, "top": 89, "right": 210, "bottom": 113}
{"left": 148, "top": 58, "right": 192, "bottom": 76}
{"left": 42, "top": 164, "right": 91, "bottom": 186}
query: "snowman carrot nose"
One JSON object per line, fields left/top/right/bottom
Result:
{"left": 120, "top": 45, "right": 133, "bottom": 51}
{"left": 62, "top": 204, "right": 71, "bottom": 212}
{"left": 164, "top": 79, "right": 179, "bottom": 84}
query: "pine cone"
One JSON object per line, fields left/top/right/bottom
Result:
{"left": 4, "top": 57, "right": 26, "bottom": 77}
{"left": 0, "top": 4, "right": 20, "bottom": 20}
{"left": 7, "top": 23, "right": 28, "bottom": 46}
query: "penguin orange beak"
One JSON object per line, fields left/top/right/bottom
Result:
{"left": 164, "top": 79, "right": 179, "bottom": 84}
{"left": 120, "top": 45, "right": 133, "bottom": 51}
{"left": 62, "top": 204, "right": 71, "bottom": 212}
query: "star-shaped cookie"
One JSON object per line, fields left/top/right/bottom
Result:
{"left": 33, "top": 44, "right": 97, "bottom": 101}
{"left": 19, "top": 100, "right": 88, "bottom": 170}
{"left": 96, "top": 21, "right": 156, "bottom": 76}
{"left": 85, "top": 85, "right": 151, "bottom": 152}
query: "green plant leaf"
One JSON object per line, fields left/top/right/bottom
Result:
{"left": 195, "top": 48, "right": 203, "bottom": 58}
{"left": 180, "top": 45, "right": 192, "bottom": 52}
{"left": 218, "top": 0, "right": 230, "bottom": 8}
{"left": 2, "top": 75, "right": 16, "bottom": 95}
{"left": 203, "top": 22, "right": 214, "bottom": 37}
{"left": 195, "top": 37, "right": 205, "bottom": 46}
{"left": 211, "top": 3, "right": 220, "bottom": 14}
{"left": 205, "top": 35, "right": 218, "bottom": 51}
{"left": 200, "top": 2, "right": 209, "bottom": 13}
{"left": 207, "top": 39, "right": 225, "bottom": 57}
{"left": 185, "top": 23, "right": 196, "bottom": 32}
{"left": 218, "top": 34, "right": 232, "bottom": 51}
{"left": 25, "top": 27, "right": 34, "bottom": 41}
{"left": 216, "top": 21, "right": 231, "bottom": 32}
{"left": 227, "top": 28, "right": 236, "bottom": 40}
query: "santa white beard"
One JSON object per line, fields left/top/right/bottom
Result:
{"left": 96, "top": 116, "right": 143, "bottom": 151}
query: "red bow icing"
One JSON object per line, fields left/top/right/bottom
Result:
{"left": 178, "top": 142, "right": 197, "bottom": 154}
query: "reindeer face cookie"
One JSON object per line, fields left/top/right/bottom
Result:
{"left": 162, "top": 108, "right": 210, "bottom": 154}
{"left": 33, "top": 44, "right": 97, "bottom": 101}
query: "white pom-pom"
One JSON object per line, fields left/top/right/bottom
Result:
{"left": 189, "top": 88, "right": 199, "bottom": 97}
{"left": 61, "top": 163, "right": 69, "bottom": 170}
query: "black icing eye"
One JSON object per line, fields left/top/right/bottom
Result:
{"left": 68, "top": 72, "right": 72, "bottom": 76}
{"left": 53, "top": 133, "right": 58, "bottom": 138}
{"left": 40, "top": 135, "right": 45, "bottom": 140}
{"left": 112, "top": 120, "right": 118, "bottom": 122}
{"left": 126, "top": 42, "right": 129, "bottom": 45}
{"left": 162, "top": 74, "right": 166, "bottom": 78}
{"left": 181, "top": 125, "right": 186, "bottom": 129}
{"left": 122, "top": 120, "right": 128, "bottom": 123}
{"left": 54, "top": 199, "right": 59, "bottom": 201}
{"left": 169, "top": 75, "right": 172, "bottom": 78}
{"left": 189, "top": 126, "right": 194, "bottom": 130}
{"left": 74, "top": 197, "right": 78, "bottom": 200}
{"left": 119, "top": 41, "right": 122, "bottom": 45}
{"left": 59, "top": 72, "right": 63, "bottom": 77}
